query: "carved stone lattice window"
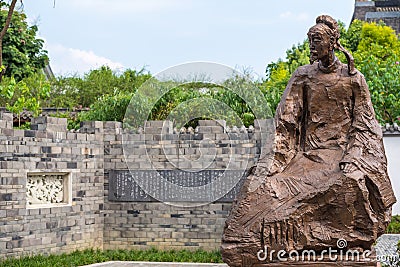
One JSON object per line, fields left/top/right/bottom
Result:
{"left": 27, "top": 173, "right": 71, "bottom": 208}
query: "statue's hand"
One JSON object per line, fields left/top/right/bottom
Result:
{"left": 339, "top": 162, "right": 357, "bottom": 173}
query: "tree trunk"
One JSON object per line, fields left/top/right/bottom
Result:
{"left": 0, "top": 0, "right": 18, "bottom": 82}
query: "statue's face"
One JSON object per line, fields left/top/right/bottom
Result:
{"left": 308, "top": 26, "right": 332, "bottom": 63}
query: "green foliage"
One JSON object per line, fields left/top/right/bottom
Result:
{"left": 81, "top": 72, "right": 272, "bottom": 128}
{"left": 340, "top": 19, "right": 364, "bottom": 52}
{"left": 78, "top": 90, "right": 133, "bottom": 123}
{"left": 0, "top": 248, "right": 223, "bottom": 267}
{"left": 261, "top": 61, "right": 291, "bottom": 113}
{"left": 340, "top": 20, "right": 400, "bottom": 124}
{"left": 3, "top": 19, "right": 398, "bottom": 127}
{"left": 14, "top": 121, "right": 30, "bottom": 129}
{"left": 0, "top": 73, "right": 50, "bottom": 126}
{"left": 0, "top": 66, "right": 150, "bottom": 128}
{"left": 261, "top": 40, "right": 310, "bottom": 113}
{"left": 50, "top": 111, "right": 81, "bottom": 130}
{"left": 350, "top": 21, "right": 400, "bottom": 124}
{"left": 242, "top": 112, "right": 255, "bottom": 127}
{"left": 284, "top": 41, "right": 310, "bottom": 73}
{"left": 47, "top": 76, "right": 83, "bottom": 109}
{"left": 0, "top": 2, "right": 48, "bottom": 80}
{"left": 354, "top": 21, "right": 399, "bottom": 61}
{"left": 221, "top": 72, "right": 272, "bottom": 125}
{"left": 48, "top": 66, "right": 151, "bottom": 109}
{"left": 359, "top": 55, "right": 400, "bottom": 123}
{"left": 386, "top": 215, "right": 400, "bottom": 234}
{"left": 148, "top": 82, "right": 204, "bottom": 122}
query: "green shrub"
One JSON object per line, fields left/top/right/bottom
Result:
{"left": 386, "top": 215, "right": 400, "bottom": 234}
{"left": 0, "top": 248, "right": 223, "bottom": 267}
{"left": 48, "top": 67, "right": 151, "bottom": 109}
{"left": 80, "top": 78, "right": 272, "bottom": 128}
{"left": 78, "top": 91, "right": 133, "bottom": 123}
{"left": 0, "top": 73, "right": 50, "bottom": 127}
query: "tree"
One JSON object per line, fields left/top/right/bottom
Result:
{"left": 350, "top": 21, "right": 400, "bottom": 124}
{"left": 261, "top": 41, "right": 309, "bottom": 113}
{"left": 0, "top": 73, "right": 50, "bottom": 126}
{"left": 261, "top": 61, "right": 290, "bottom": 112}
{"left": 0, "top": 0, "right": 17, "bottom": 81}
{"left": 0, "top": 1, "right": 48, "bottom": 81}
{"left": 49, "top": 66, "right": 152, "bottom": 108}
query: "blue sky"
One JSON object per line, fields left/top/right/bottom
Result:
{"left": 23, "top": 0, "right": 355, "bottom": 78}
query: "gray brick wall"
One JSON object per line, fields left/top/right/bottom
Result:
{"left": 0, "top": 114, "right": 104, "bottom": 258}
{"left": 102, "top": 202, "right": 232, "bottom": 251}
{"left": 101, "top": 119, "right": 272, "bottom": 251}
{"left": 0, "top": 114, "right": 272, "bottom": 257}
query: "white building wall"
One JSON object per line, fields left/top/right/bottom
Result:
{"left": 383, "top": 136, "right": 400, "bottom": 215}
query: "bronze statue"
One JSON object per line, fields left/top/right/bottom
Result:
{"left": 221, "top": 15, "right": 396, "bottom": 266}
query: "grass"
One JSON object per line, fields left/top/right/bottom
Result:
{"left": 0, "top": 248, "right": 223, "bottom": 267}
{"left": 2, "top": 215, "right": 398, "bottom": 267}
{"left": 387, "top": 215, "right": 400, "bottom": 234}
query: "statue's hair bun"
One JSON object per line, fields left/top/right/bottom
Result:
{"left": 316, "top": 15, "right": 340, "bottom": 40}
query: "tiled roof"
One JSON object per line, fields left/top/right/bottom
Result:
{"left": 382, "top": 123, "right": 400, "bottom": 135}
{"left": 0, "top": 108, "right": 84, "bottom": 124}
{"left": 377, "top": 6, "right": 400, "bottom": 11}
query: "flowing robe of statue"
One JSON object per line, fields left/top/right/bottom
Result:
{"left": 221, "top": 59, "right": 397, "bottom": 266}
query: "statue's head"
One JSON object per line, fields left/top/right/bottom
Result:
{"left": 307, "top": 15, "right": 340, "bottom": 64}
{"left": 307, "top": 15, "right": 356, "bottom": 75}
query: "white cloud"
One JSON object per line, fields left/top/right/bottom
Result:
{"left": 297, "top": 13, "right": 310, "bottom": 21}
{"left": 279, "top": 11, "right": 309, "bottom": 21}
{"left": 47, "top": 43, "right": 124, "bottom": 76}
{"left": 279, "top": 11, "right": 292, "bottom": 19}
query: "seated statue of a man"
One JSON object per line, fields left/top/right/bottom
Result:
{"left": 221, "top": 15, "right": 396, "bottom": 266}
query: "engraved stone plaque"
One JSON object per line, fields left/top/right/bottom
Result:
{"left": 108, "top": 169, "right": 246, "bottom": 202}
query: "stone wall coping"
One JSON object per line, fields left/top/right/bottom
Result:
{"left": 355, "top": 1, "right": 376, "bottom": 7}
{"left": 1, "top": 115, "right": 399, "bottom": 136}
{"left": 366, "top": 11, "right": 400, "bottom": 18}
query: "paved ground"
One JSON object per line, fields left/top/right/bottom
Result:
{"left": 81, "top": 262, "right": 228, "bottom": 267}
{"left": 81, "top": 234, "right": 400, "bottom": 267}
{"left": 375, "top": 234, "right": 400, "bottom": 266}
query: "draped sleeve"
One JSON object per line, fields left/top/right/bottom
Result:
{"left": 266, "top": 67, "right": 306, "bottom": 176}
{"left": 341, "top": 71, "right": 396, "bottom": 208}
